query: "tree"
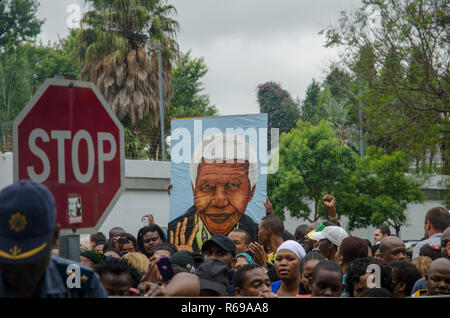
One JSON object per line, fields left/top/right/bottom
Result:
{"left": 76, "top": 0, "right": 179, "bottom": 159}
{"left": 0, "top": 0, "right": 43, "bottom": 152}
{"left": 300, "top": 79, "right": 321, "bottom": 124}
{"left": 441, "top": 176, "right": 450, "bottom": 210}
{"left": 321, "top": 0, "right": 450, "bottom": 173}
{"left": 257, "top": 82, "right": 300, "bottom": 148}
{"left": 24, "top": 32, "right": 83, "bottom": 93}
{"left": 0, "top": 46, "right": 33, "bottom": 151}
{"left": 169, "top": 50, "right": 217, "bottom": 119}
{"left": 268, "top": 120, "right": 357, "bottom": 222}
{"left": 337, "top": 147, "right": 425, "bottom": 237}
{"left": 0, "top": 0, "right": 43, "bottom": 52}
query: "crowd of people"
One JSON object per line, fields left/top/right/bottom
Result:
{"left": 0, "top": 179, "right": 449, "bottom": 298}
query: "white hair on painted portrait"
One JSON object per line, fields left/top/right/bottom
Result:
{"left": 190, "top": 132, "right": 258, "bottom": 189}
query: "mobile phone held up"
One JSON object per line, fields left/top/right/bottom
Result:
{"left": 157, "top": 257, "right": 175, "bottom": 282}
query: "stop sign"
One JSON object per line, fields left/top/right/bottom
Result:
{"left": 13, "top": 78, "right": 125, "bottom": 235}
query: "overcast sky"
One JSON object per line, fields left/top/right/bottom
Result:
{"left": 37, "top": 0, "right": 361, "bottom": 115}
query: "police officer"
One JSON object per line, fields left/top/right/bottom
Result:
{"left": 0, "top": 180, "right": 107, "bottom": 298}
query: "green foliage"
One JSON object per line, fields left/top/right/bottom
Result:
{"left": 321, "top": 0, "right": 450, "bottom": 174}
{"left": 268, "top": 120, "right": 425, "bottom": 233}
{"left": 78, "top": 0, "right": 179, "bottom": 63}
{"left": 0, "top": 46, "right": 33, "bottom": 151}
{"left": 0, "top": 0, "right": 44, "bottom": 52}
{"left": 0, "top": 0, "right": 44, "bottom": 151}
{"left": 300, "top": 79, "right": 320, "bottom": 124}
{"left": 257, "top": 82, "right": 300, "bottom": 134}
{"left": 124, "top": 125, "right": 148, "bottom": 159}
{"left": 24, "top": 33, "right": 83, "bottom": 93}
{"left": 169, "top": 50, "right": 217, "bottom": 119}
{"left": 268, "top": 120, "right": 357, "bottom": 222}
{"left": 338, "top": 146, "right": 425, "bottom": 235}
{"left": 0, "top": 35, "right": 83, "bottom": 152}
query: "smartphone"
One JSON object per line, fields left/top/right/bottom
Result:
{"left": 118, "top": 237, "right": 129, "bottom": 245}
{"left": 157, "top": 257, "right": 175, "bottom": 282}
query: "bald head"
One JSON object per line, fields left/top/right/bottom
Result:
{"left": 426, "top": 258, "right": 450, "bottom": 296}
{"left": 379, "top": 236, "right": 406, "bottom": 264}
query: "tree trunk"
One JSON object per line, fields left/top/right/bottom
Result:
{"left": 313, "top": 198, "right": 319, "bottom": 222}
{"left": 441, "top": 135, "right": 450, "bottom": 174}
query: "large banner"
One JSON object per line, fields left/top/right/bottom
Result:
{"left": 169, "top": 114, "right": 268, "bottom": 252}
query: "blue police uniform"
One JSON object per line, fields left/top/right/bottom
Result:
{"left": 0, "top": 256, "right": 107, "bottom": 298}
{"left": 0, "top": 180, "right": 107, "bottom": 298}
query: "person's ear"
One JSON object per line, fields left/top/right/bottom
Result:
{"left": 425, "top": 220, "right": 432, "bottom": 232}
{"left": 396, "top": 281, "right": 406, "bottom": 294}
{"left": 248, "top": 185, "right": 256, "bottom": 202}
{"left": 338, "top": 255, "right": 344, "bottom": 266}
{"left": 234, "top": 287, "right": 243, "bottom": 297}
{"left": 231, "top": 257, "right": 237, "bottom": 268}
{"left": 52, "top": 224, "right": 60, "bottom": 248}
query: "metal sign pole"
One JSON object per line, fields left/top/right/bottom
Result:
{"left": 59, "top": 229, "right": 80, "bottom": 262}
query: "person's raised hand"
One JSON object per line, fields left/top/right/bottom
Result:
{"left": 169, "top": 217, "right": 198, "bottom": 252}
{"left": 322, "top": 194, "right": 336, "bottom": 209}
{"left": 247, "top": 242, "right": 267, "bottom": 268}
{"left": 142, "top": 214, "right": 155, "bottom": 225}
{"left": 141, "top": 256, "right": 163, "bottom": 284}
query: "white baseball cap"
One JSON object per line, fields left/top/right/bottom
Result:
{"left": 309, "top": 226, "right": 348, "bottom": 246}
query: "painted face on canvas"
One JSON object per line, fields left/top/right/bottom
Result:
{"left": 193, "top": 159, "right": 255, "bottom": 235}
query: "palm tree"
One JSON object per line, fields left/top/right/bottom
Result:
{"left": 76, "top": 0, "right": 179, "bottom": 159}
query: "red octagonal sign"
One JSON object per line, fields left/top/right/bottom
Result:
{"left": 13, "top": 79, "right": 125, "bottom": 235}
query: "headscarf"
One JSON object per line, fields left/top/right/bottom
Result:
{"left": 236, "top": 252, "right": 255, "bottom": 264}
{"left": 277, "top": 240, "right": 306, "bottom": 260}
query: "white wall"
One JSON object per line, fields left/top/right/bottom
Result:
{"left": 0, "top": 152, "right": 446, "bottom": 242}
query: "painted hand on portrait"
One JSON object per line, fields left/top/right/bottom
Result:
{"left": 169, "top": 217, "right": 198, "bottom": 252}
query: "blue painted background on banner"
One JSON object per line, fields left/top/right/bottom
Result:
{"left": 169, "top": 114, "right": 268, "bottom": 224}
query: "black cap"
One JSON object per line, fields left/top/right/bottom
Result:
{"left": 171, "top": 250, "right": 195, "bottom": 271}
{"left": 195, "top": 259, "right": 229, "bottom": 296}
{"left": 201, "top": 234, "right": 236, "bottom": 257}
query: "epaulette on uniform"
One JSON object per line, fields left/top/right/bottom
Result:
{"left": 53, "top": 256, "right": 95, "bottom": 293}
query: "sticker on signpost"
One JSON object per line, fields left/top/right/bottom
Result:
{"left": 68, "top": 195, "right": 82, "bottom": 224}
